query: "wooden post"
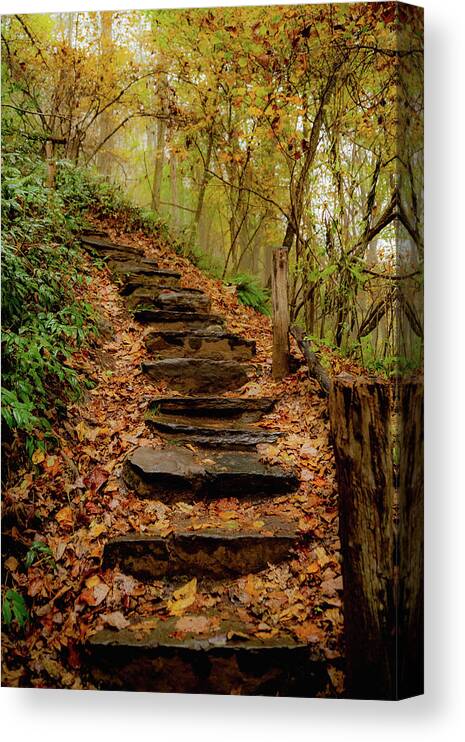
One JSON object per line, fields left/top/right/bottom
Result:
{"left": 45, "top": 140, "right": 56, "bottom": 190}
{"left": 329, "top": 374, "right": 423, "bottom": 699}
{"left": 271, "top": 247, "right": 290, "bottom": 379}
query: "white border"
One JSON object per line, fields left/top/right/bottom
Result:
{"left": 1, "top": 1, "right": 464, "bottom": 741}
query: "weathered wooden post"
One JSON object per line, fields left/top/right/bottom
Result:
{"left": 271, "top": 247, "right": 290, "bottom": 379}
{"left": 45, "top": 139, "right": 56, "bottom": 190}
{"left": 329, "top": 374, "right": 423, "bottom": 699}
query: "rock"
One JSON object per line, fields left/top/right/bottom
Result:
{"left": 87, "top": 619, "right": 327, "bottom": 695}
{"left": 110, "top": 259, "right": 160, "bottom": 276}
{"left": 134, "top": 309, "right": 225, "bottom": 331}
{"left": 145, "top": 330, "right": 256, "bottom": 360}
{"left": 119, "top": 272, "right": 181, "bottom": 294}
{"left": 81, "top": 227, "right": 109, "bottom": 238}
{"left": 146, "top": 415, "right": 282, "bottom": 450}
{"left": 103, "top": 518, "right": 306, "bottom": 579}
{"left": 147, "top": 396, "right": 275, "bottom": 422}
{"left": 122, "top": 445, "right": 299, "bottom": 501}
{"left": 142, "top": 358, "right": 249, "bottom": 392}
{"left": 81, "top": 235, "right": 142, "bottom": 258}
{"left": 127, "top": 288, "right": 211, "bottom": 314}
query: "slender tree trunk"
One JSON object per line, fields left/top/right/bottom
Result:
{"left": 169, "top": 152, "right": 180, "bottom": 231}
{"left": 152, "top": 116, "right": 167, "bottom": 212}
{"left": 97, "top": 11, "right": 113, "bottom": 176}
{"left": 189, "top": 129, "right": 214, "bottom": 246}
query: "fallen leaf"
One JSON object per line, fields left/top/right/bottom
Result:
{"left": 55, "top": 506, "right": 73, "bottom": 528}
{"left": 32, "top": 449, "right": 45, "bottom": 464}
{"left": 88, "top": 522, "right": 107, "bottom": 539}
{"left": 293, "top": 621, "right": 324, "bottom": 643}
{"left": 167, "top": 577, "right": 197, "bottom": 616}
{"left": 102, "top": 611, "right": 130, "bottom": 630}
{"left": 5, "top": 556, "right": 19, "bottom": 571}
{"left": 83, "top": 466, "right": 109, "bottom": 494}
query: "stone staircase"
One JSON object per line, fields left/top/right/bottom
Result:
{"left": 82, "top": 228, "right": 329, "bottom": 696}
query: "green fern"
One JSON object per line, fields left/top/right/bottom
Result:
{"left": 227, "top": 273, "right": 271, "bottom": 315}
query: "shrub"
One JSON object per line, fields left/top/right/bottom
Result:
{"left": 226, "top": 273, "right": 271, "bottom": 315}
{"left": 1, "top": 151, "right": 96, "bottom": 457}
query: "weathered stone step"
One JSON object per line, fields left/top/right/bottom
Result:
{"left": 81, "top": 227, "right": 109, "bottom": 238}
{"left": 87, "top": 618, "right": 327, "bottom": 696}
{"left": 134, "top": 309, "right": 225, "bottom": 332}
{"left": 127, "top": 287, "right": 211, "bottom": 314}
{"left": 146, "top": 414, "right": 282, "bottom": 450}
{"left": 103, "top": 517, "right": 305, "bottom": 579}
{"left": 142, "top": 358, "right": 249, "bottom": 393}
{"left": 110, "top": 259, "right": 160, "bottom": 276}
{"left": 123, "top": 445, "right": 298, "bottom": 502}
{"left": 81, "top": 234, "right": 142, "bottom": 259}
{"left": 119, "top": 272, "right": 181, "bottom": 294}
{"left": 145, "top": 330, "right": 255, "bottom": 360}
{"left": 148, "top": 396, "right": 274, "bottom": 422}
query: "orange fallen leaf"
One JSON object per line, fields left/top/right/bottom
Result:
{"left": 293, "top": 621, "right": 324, "bottom": 643}
{"left": 55, "top": 506, "right": 73, "bottom": 528}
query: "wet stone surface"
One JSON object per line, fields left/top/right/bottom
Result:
{"left": 87, "top": 618, "right": 328, "bottom": 696}
{"left": 142, "top": 358, "right": 249, "bottom": 393}
{"left": 127, "top": 287, "right": 211, "bottom": 314}
{"left": 123, "top": 445, "right": 299, "bottom": 501}
{"left": 145, "top": 330, "right": 256, "bottom": 361}
{"left": 103, "top": 520, "right": 306, "bottom": 579}
{"left": 135, "top": 309, "right": 225, "bottom": 332}
{"left": 146, "top": 414, "right": 282, "bottom": 450}
{"left": 147, "top": 396, "right": 275, "bottom": 421}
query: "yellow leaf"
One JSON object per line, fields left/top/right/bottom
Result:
{"left": 32, "top": 449, "right": 45, "bottom": 464}
{"left": 88, "top": 522, "right": 106, "bottom": 540}
{"left": 75, "top": 420, "right": 88, "bottom": 441}
{"left": 167, "top": 577, "right": 197, "bottom": 616}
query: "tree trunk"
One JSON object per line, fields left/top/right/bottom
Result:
{"left": 151, "top": 116, "right": 166, "bottom": 212}
{"left": 271, "top": 248, "right": 290, "bottom": 379}
{"left": 329, "top": 375, "right": 423, "bottom": 699}
{"left": 97, "top": 11, "right": 113, "bottom": 176}
{"left": 189, "top": 129, "right": 213, "bottom": 247}
{"left": 169, "top": 152, "right": 180, "bottom": 231}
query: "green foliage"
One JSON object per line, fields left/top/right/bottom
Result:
{"left": 188, "top": 246, "right": 223, "bottom": 280}
{"left": 1, "top": 151, "right": 97, "bottom": 454}
{"left": 2, "top": 589, "right": 29, "bottom": 630}
{"left": 227, "top": 273, "right": 271, "bottom": 315}
{"left": 24, "top": 541, "right": 55, "bottom": 570}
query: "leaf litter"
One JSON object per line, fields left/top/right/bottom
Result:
{"left": 1, "top": 215, "right": 345, "bottom": 695}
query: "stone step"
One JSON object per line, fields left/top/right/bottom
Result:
{"left": 103, "top": 517, "right": 306, "bottom": 579}
{"left": 110, "top": 259, "right": 160, "bottom": 276}
{"left": 81, "top": 227, "right": 109, "bottom": 238}
{"left": 145, "top": 330, "right": 255, "bottom": 361}
{"left": 81, "top": 235, "right": 142, "bottom": 260}
{"left": 148, "top": 396, "right": 274, "bottom": 422}
{"left": 119, "top": 272, "right": 181, "bottom": 294}
{"left": 127, "top": 287, "right": 211, "bottom": 314}
{"left": 87, "top": 618, "right": 327, "bottom": 696}
{"left": 134, "top": 309, "right": 225, "bottom": 332}
{"left": 142, "top": 358, "right": 249, "bottom": 393}
{"left": 146, "top": 414, "right": 282, "bottom": 450}
{"left": 122, "top": 445, "right": 298, "bottom": 502}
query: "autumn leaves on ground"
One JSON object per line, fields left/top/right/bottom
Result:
{"left": 2, "top": 214, "right": 346, "bottom": 694}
